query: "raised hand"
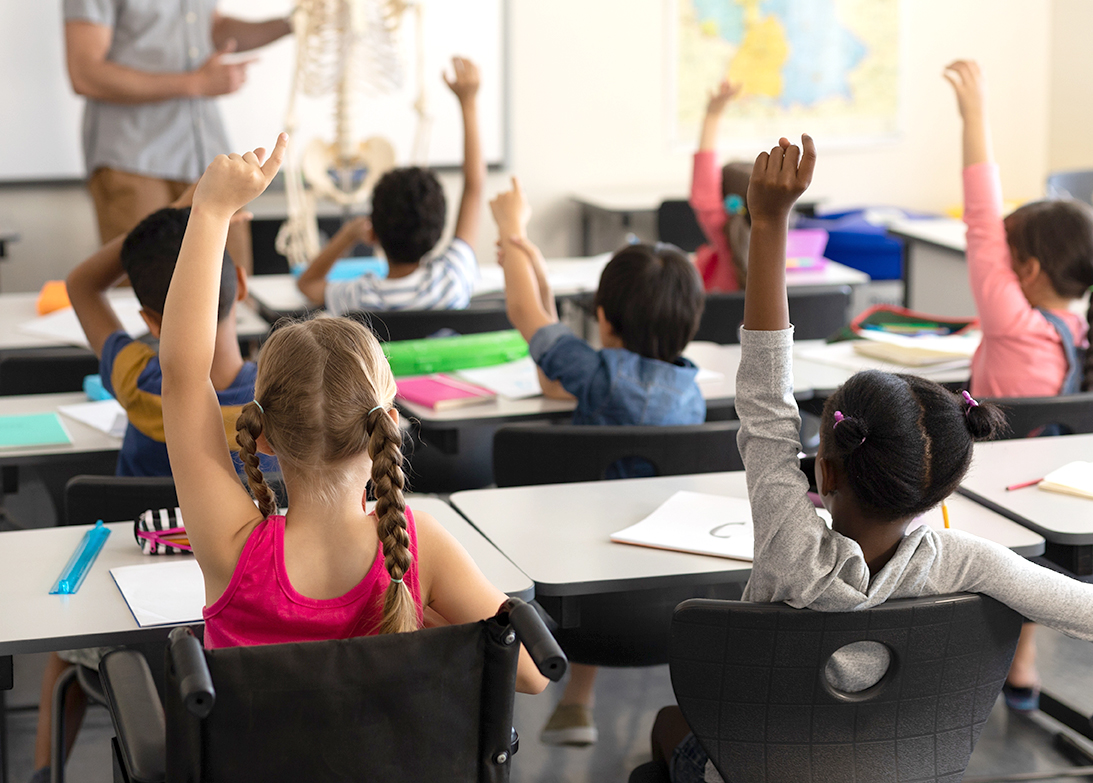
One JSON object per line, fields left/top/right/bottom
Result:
{"left": 193, "top": 133, "right": 289, "bottom": 219}
{"left": 489, "top": 176, "right": 531, "bottom": 239}
{"left": 194, "top": 39, "right": 256, "bottom": 97}
{"left": 943, "top": 60, "right": 986, "bottom": 120}
{"left": 706, "top": 80, "right": 742, "bottom": 116}
{"left": 443, "top": 56, "right": 481, "bottom": 104}
{"left": 747, "top": 135, "right": 816, "bottom": 225}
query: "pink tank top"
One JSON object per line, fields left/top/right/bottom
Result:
{"left": 202, "top": 507, "right": 424, "bottom": 649}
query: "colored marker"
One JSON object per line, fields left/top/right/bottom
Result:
{"left": 1005, "top": 478, "right": 1043, "bottom": 491}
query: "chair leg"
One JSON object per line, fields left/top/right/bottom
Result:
{"left": 1, "top": 690, "right": 9, "bottom": 783}
{"left": 50, "top": 666, "right": 79, "bottom": 783}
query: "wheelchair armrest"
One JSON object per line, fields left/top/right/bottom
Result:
{"left": 168, "top": 626, "right": 215, "bottom": 718}
{"left": 100, "top": 650, "right": 166, "bottom": 783}
{"left": 501, "top": 598, "right": 568, "bottom": 682}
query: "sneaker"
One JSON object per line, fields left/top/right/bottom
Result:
{"left": 1002, "top": 681, "right": 1040, "bottom": 713}
{"left": 540, "top": 703, "right": 598, "bottom": 746}
{"left": 28, "top": 768, "right": 50, "bottom": 783}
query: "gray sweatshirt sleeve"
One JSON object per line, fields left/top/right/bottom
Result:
{"left": 736, "top": 328, "right": 871, "bottom": 607}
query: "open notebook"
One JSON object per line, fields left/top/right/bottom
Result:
{"left": 610, "top": 491, "right": 754, "bottom": 561}
{"left": 111, "top": 559, "right": 205, "bottom": 627}
{"left": 1039, "top": 461, "right": 1093, "bottom": 500}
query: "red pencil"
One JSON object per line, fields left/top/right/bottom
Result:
{"left": 1005, "top": 478, "right": 1043, "bottom": 491}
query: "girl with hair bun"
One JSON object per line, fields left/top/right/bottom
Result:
{"left": 157, "top": 134, "right": 546, "bottom": 694}
{"left": 655, "top": 135, "right": 1093, "bottom": 783}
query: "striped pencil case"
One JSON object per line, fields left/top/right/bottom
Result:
{"left": 133, "top": 507, "right": 192, "bottom": 554}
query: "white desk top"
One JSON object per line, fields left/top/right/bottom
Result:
{"left": 571, "top": 186, "right": 687, "bottom": 214}
{"left": 0, "top": 392, "right": 122, "bottom": 462}
{"left": 888, "top": 217, "right": 967, "bottom": 253}
{"left": 0, "top": 291, "right": 269, "bottom": 350}
{"left": 960, "top": 433, "right": 1093, "bottom": 544}
{"left": 450, "top": 472, "right": 1042, "bottom": 598}
{"left": 0, "top": 496, "right": 531, "bottom": 657}
{"left": 792, "top": 343, "right": 972, "bottom": 393}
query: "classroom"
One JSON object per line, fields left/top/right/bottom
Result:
{"left": 2, "top": 0, "right": 1093, "bottom": 781}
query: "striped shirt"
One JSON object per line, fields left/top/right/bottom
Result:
{"left": 324, "top": 239, "right": 477, "bottom": 315}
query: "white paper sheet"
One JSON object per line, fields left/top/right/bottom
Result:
{"left": 58, "top": 399, "right": 127, "bottom": 438}
{"left": 456, "top": 357, "right": 542, "bottom": 399}
{"left": 695, "top": 367, "right": 724, "bottom": 383}
{"left": 18, "top": 299, "right": 148, "bottom": 348}
{"left": 610, "top": 490, "right": 754, "bottom": 561}
{"left": 796, "top": 341, "right": 970, "bottom": 376}
{"left": 110, "top": 559, "right": 205, "bottom": 627}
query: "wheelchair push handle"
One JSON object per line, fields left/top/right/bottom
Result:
{"left": 500, "top": 598, "right": 568, "bottom": 682}
{"left": 168, "top": 626, "right": 216, "bottom": 718}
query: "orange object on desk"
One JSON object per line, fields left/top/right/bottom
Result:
{"left": 37, "top": 281, "right": 71, "bottom": 315}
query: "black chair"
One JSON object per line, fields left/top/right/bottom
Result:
{"left": 64, "top": 475, "right": 179, "bottom": 528}
{"left": 346, "top": 306, "right": 512, "bottom": 342}
{"left": 657, "top": 200, "right": 707, "bottom": 253}
{"left": 0, "top": 348, "right": 99, "bottom": 396}
{"left": 492, "top": 421, "right": 743, "bottom": 487}
{"left": 984, "top": 391, "right": 1093, "bottom": 439}
{"left": 100, "top": 598, "right": 566, "bottom": 783}
{"left": 693, "top": 286, "right": 852, "bottom": 344}
{"left": 1046, "top": 170, "right": 1093, "bottom": 206}
{"left": 629, "top": 593, "right": 1023, "bottom": 783}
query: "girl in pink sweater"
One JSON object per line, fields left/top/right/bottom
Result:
{"left": 945, "top": 59, "right": 1093, "bottom": 712}
{"left": 157, "top": 134, "right": 546, "bottom": 693}
{"left": 690, "top": 80, "right": 750, "bottom": 291}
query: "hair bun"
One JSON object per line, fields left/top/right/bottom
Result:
{"left": 965, "top": 400, "right": 1009, "bottom": 440}
{"left": 833, "top": 413, "right": 869, "bottom": 451}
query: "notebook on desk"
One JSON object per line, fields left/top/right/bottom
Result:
{"left": 396, "top": 375, "right": 497, "bottom": 410}
{"left": 1039, "top": 462, "right": 1093, "bottom": 500}
{"left": 110, "top": 559, "right": 204, "bottom": 627}
{"left": 0, "top": 412, "right": 72, "bottom": 450}
{"left": 610, "top": 491, "right": 754, "bottom": 561}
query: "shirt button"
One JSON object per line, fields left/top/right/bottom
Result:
{"left": 186, "top": 12, "right": 197, "bottom": 23}
{"left": 189, "top": 46, "right": 200, "bottom": 59}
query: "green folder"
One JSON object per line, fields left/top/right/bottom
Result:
{"left": 0, "top": 413, "right": 72, "bottom": 449}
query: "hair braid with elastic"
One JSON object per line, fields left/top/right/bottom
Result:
{"left": 367, "top": 406, "right": 417, "bottom": 635}
{"left": 234, "top": 402, "right": 277, "bottom": 519}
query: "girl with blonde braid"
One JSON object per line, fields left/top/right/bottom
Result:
{"left": 159, "top": 134, "right": 546, "bottom": 693}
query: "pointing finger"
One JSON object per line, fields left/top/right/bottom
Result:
{"left": 260, "top": 133, "right": 289, "bottom": 180}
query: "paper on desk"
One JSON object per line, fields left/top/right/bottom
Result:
{"left": 796, "top": 341, "right": 970, "bottom": 376}
{"left": 19, "top": 299, "right": 148, "bottom": 348}
{"left": 58, "top": 400, "right": 127, "bottom": 438}
{"left": 456, "top": 357, "right": 542, "bottom": 399}
{"left": 610, "top": 490, "right": 754, "bottom": 561}
{"left": 695, "top": 367, "right": 724, "bottom": 383}
{"left": 110, "top": 559, "right": 204, "bottom": 627}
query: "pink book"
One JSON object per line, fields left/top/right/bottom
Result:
{"left": 785, "top": 228, "right": 829, "bottom": 271}
{"left": 396, "top": 375, "right": 497, "bottom": 411}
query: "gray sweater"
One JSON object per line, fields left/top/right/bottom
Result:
{"left": 702, "top": 328, "right": 1093, "bottom": 783}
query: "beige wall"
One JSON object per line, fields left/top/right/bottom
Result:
{"left": 0, "top": 0, "right": 1075, "bottom": 292}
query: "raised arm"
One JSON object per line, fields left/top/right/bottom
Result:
{"left": 160, "top": 134, "right": 287, "bottom": 600}
{"left": 65, "top": 20, "right": 254, "bottom": 104}
{"left": 943, "top": 60, "right": 992, "bottom": 168}
{"left": 66, "top": 234, "right": 128, "bottom": 358}
{"left": 445, "top": 57, "right": 485, "bottom": 247}
{"left": 211, "top": 13, "right": 292, "bottom": 52}
{"left": 699, "top": 80, "right": 741, "bottom": 151}
{"left": 490, "top": 178, "right": 554, "bottom": 342}
{"left": 296, "top": 217, "right": 371, "bottom": 305}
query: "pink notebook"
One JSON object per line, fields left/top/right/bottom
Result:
{"left": 785, "top": 228, "right": 829, "bottom": 271}
{"left": 396, "top": 375, "right": 497, "bottom": 411}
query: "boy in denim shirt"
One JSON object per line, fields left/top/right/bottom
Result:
{"left": 489, "top": 177, "right": 707, "bottom": 747}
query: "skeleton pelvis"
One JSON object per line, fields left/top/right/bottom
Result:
{"left": 301, "top": 137, "right": 396, "bottom": 205}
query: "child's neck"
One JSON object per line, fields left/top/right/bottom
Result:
{"left": 832, "top": 511, "right": 910, "bottom": 575}
{"left": 386, "top": 260, "right": 421, "bottom": 279}
{"left": 209, "top": 311, "right": 246, "bottom": 392}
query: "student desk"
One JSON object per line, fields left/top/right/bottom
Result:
{"left": 571, "top": 187, "right": 684, "bottom": 255}
{"left": 0, "top": 392, "right": 122, "bottom": 466}
{"left": 0, "top": 497, "right": 533, "bottom": 690}
{"left": 887, "top": 217, "right": 974, "bottom": 318}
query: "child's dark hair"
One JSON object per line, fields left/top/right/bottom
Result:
{"left": 120, "top": 207, "right": 237, "bottom": 321}
{"left": 821, "top": 372, "right": 1008, "bottom": 522}
{"left": 722, "top": 161, "right": 752, "bottom": 288}
{"left": 370, "top": 167, "right": 447, "bottom": 265}
{"left": 1004, "top": 199, "right": 1093, "bottom": 390}
{"left": 593, "top": 243, "right": 705, "bottom": 363}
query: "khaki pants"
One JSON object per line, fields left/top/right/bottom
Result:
{"left": 88, "top": 167, "right": 253, "bottom": 273}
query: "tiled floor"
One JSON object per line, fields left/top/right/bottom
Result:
{"left": 5, "top": 626, "right": 1093, "bottom": 782}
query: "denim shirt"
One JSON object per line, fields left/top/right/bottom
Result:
{"left": 529, "top": 323, "right": 706, "bottom": 426}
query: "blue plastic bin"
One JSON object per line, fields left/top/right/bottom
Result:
{"left": 796, "top": 210, "right": 905, "bottom": 280}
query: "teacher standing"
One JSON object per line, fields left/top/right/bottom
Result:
{"left": 62, "top": 0, "right": 292, "bottom": 270}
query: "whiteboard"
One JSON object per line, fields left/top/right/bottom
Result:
{"left": 0, "top": 0, "right": 505, "bottom": 183}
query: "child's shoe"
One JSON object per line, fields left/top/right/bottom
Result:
{"left": 540, "top": 703, "right": 598, "bottom": 746}
{"left": 1002, "top": 681, "right": 1040, "bottom": 713}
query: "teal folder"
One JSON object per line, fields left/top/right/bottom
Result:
{"left": 0, "top": 412, "right": 72, "bottom": 449}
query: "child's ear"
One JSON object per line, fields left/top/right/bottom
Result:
{"left": 235, "top": 265, "right": 248, "bottom": 302}
{"left": 386, "top": 406, "right": 400, "bottom": 428}
{"left": 365, "top": 220, "right": 378, "bottom": 245}
{"left": 817, "top": 454, "right": 839, "bottom": 497}
{"left": 256, "top": 431, "right": 275, "bottom": 456}
{"left": 595, "top": 306, "right": 615, "bottom": 337}
{"left": 139, "top": 307, "right": 163, "bottom": 340}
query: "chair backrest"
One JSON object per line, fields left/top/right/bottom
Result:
{"left": 671, "top": 594, "right": 1022, "bottom": 783}
{"left": 0, "top": 348, "right": 100, "bottom": 396}
{"left": 492, "top": 422, "right": 743, "bottom": 488}
{"left": 1046, "top": 169, "right": 1093, "bottom": 205}
{"left": 347, "top": 307, "right": 513, "bottom": 342}
{"left": 693, "top": 286, "right": 852, "bottom": 344}
{"left": 64, "top": 475, "right": 178, "bottom": 528}
{"left": 657, "top": 200, "right": 707, "bottom": 253}
{"left": 986, "top": 391, "right": 1093, "bottom": 438}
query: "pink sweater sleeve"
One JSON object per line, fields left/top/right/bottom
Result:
{"left": 690, "top": 150, "right": 727, "bottom": 243}
{"left": 963, "top": 163, "right": 1042, "bottom": 337}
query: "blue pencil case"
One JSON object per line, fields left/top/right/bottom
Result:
{"left": 291, "top": 257, "right": 388, "bottom": 281}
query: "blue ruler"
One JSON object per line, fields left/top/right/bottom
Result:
{"left": 50, "top": 521, "right": 111, "bottom": 595}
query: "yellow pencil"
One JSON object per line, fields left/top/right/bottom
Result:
{"left": 941, "top": 502, "right": 951, "bottom": 529}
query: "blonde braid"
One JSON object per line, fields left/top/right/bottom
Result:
{"left": 367, "top": 406, "right": 417, "bottom": 635}
{"left": 235, "top": 402, "right": 278, "bottom": 519}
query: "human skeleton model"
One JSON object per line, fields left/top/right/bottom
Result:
{"left": 276, "top": 0, "right": 431, "bottom": 269}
